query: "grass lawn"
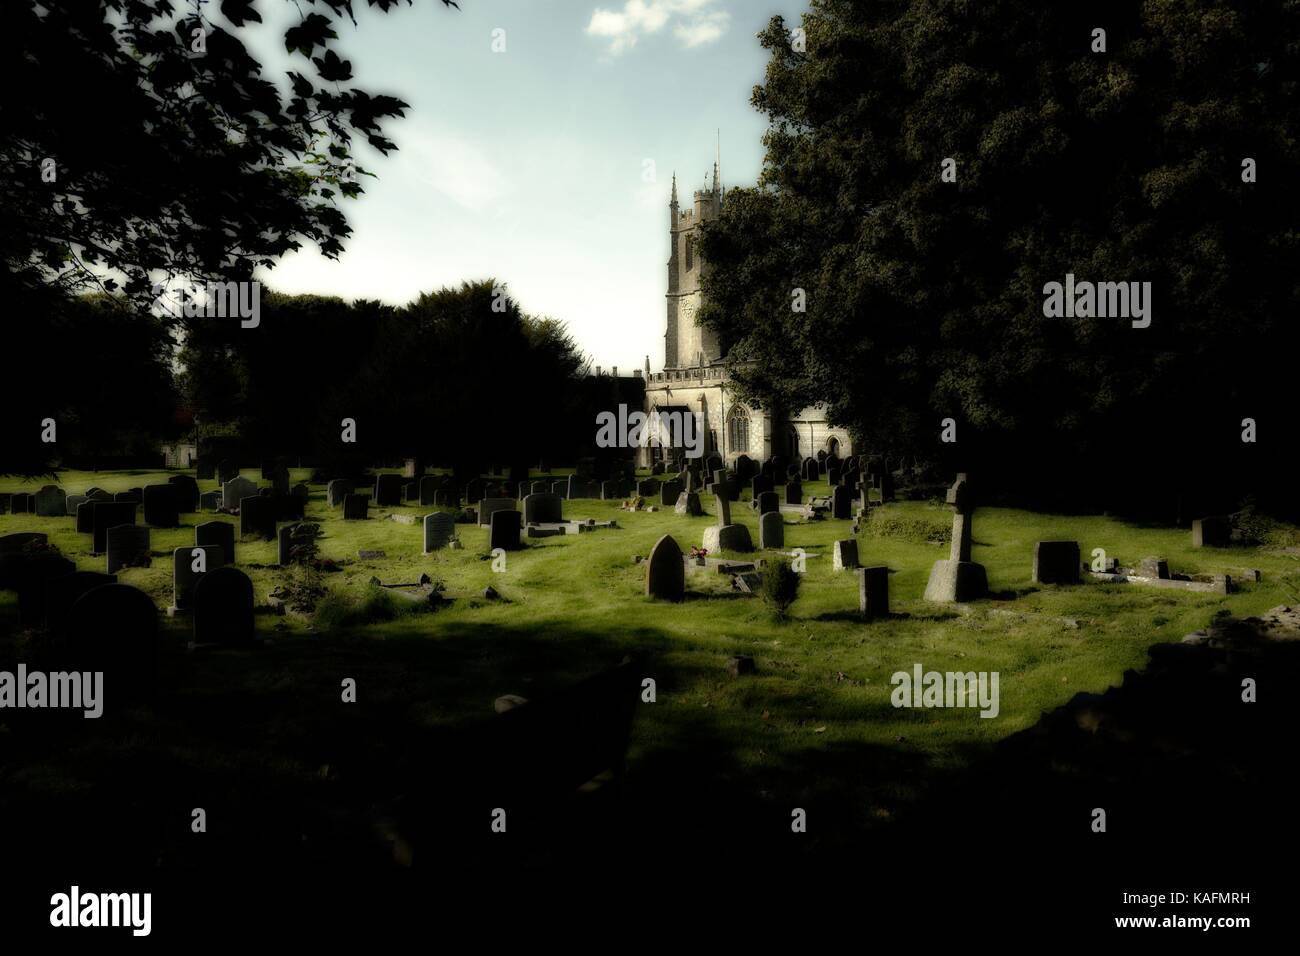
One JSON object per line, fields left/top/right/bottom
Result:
{"left": 2, "top": 467, "right": 1297, "bottom": 866}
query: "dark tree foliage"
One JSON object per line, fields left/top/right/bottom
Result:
{"left": 698, "top": 0, "right": 1300, "bottom": 517}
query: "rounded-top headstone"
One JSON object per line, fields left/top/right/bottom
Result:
{"left": 645, "top": 534, "right": 685, "bottom": 602}
{"left": 192, "top": 566, "right": 256, "bottom": 645}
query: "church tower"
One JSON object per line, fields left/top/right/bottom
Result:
{"left": 665, "top": 164, "right": 723, "bottom": 370}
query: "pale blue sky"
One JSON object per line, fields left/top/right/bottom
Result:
{"left": 237, "top": 0, "right": 808, "bottom": 372}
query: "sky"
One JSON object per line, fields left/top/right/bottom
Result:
{"left": 235, "top": 0, "right": 809, "bottom": 374}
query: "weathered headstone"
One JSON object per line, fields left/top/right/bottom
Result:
{"left": 419, "top": 476, "right": 441, "bottom": 506}
{"left": 464, "top": 479, "right": 487, "bottom": 504}
{"left": 712, "top": 489, "right": 731, "bottom": 527}
{"left": 924, "top": 474, "right": 988, "bottom": 602}
{"left": 785, "top": 481, "right": 803, "bottom": 505}
{"left": 1032, "top": 541, "right": 1081, "bottom": 585}
{"left": 756, "top": 491, "right": 780, "bottom": 515}
{"left": 342, "top": 493, "right": 369, "bottom": 520}
{"left": 675, "top": 492, "right": 703, "bottom": 516}
{"left": 277, "top": 522, "right": 316, "bottom": 566}
{"left": 645, "top": 534, "right": 684, "bottom": 602}
{"left": 600, "top": 480, "right": 627, "bottom": 500}
{"left": 106, "top": 525, "right": 151, "bottom": 574}
{"left": 831, "top": 486, "right": 853, "bottom": 520}
{"left": 34, "top": 485, "right": 67, "bottom": 518}
{"left": 751, "top": 476, "right": 774, "bottom": 499}
{"left": 142, "top": 484, "right": 180, "bottom": 527}
{"left": 374, "top": 474, "right": 404, "bottom": 507}
{"left": 196, "top": 520, "right": 236, "bottom": 565}
{"left": 1137, "top": 556, "right": 1170, "bottom": 580}
{"left": 636, "top": 479, "right": 659, "bottom": 498}
{"left": 833, "top": 539, "right": 859, "bottom": 571}
{"left": 64, "top": 493, "right": 88, "bottom": 516}
{"left": 660, "top": 478, "right": 683, "bottom": 507}
{"left": 758, "top": 512, "right": 784, "bottom": 549}
{"left": 489, "top": 509, "right": 522, "bottom": 551}
{"left": 523, "top": 493, "right": 564, "bottom": 525}
{"left": 172, "top": 544, "right": 226, "bottom": 612}
{"left": 703, "top": 523, "right": 754, "bottom": 553}
{"left": 423, "top": 512, "right": 456, "bottom": 553}
{"left": 75, "top": 501, "right": 96, "bottom": 534}
{"left": 199, "top": 490, "right": 223, "bottom": 511}
{"left": 91, "top": 502, "right": 137, "bottom": 554}
{"left": 477, "top": 496, "right": 515, "bottom": 529}
{"left": 1191, "top": 516, "right": 1231, "bottom": 548}
{"left": 192, "top": 566, "right": 254, "bottom": 645}
{"left": 222, "top": 476, "right": 258, "bottom": 511}
{"left": 327, "top": 479, "right": 355, "bottom": 508}
{"left": 858, "top": 566, "right": 890, "bottom": 620}
{"left": 9, "top": 493, "right": 34, "bottom": 514}
{"left": 238, "top": 495, "right": 276, "bottom": 540}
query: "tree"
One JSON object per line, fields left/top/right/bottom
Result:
{"left": 699, "top": 0, "right": 1299, "bottom": 515}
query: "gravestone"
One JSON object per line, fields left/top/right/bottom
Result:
{"left": 601, "top": 480, "right": 627, "bottom": 500}
{"left": 489, "top": 509, "right": 522, "bottom": 551}
{"left": 751, "top": 476, "right": 774, "bottom": 499}
{"left": 291, "top": 483, "right": 310, "bottom": 501}
{"left": 785, "top": 481, "right": 803, "bottom": 505}
{"left": 195, "top": 457, "right": 216, "bottom": 480}
{"left": 374, "top": 474, "right": 404, "bottom": 507}
{"left": 464, "top": 479, "right": 487, "bottom": 505}
{"left": 0, "top": 532, "right": 48, "bottom": 554}
{"left": 733, "top": 455, "right": 756, "bottom": 482}
{"left": 106, "top": 525, "right": 151, "bottom": 574}
{"left": 327, "top": 479, "right": 355, "bottom": 508}
{"left": 703, "top": 523, "right": 753, "bottom": 553}
{"left": 434, "top": 488, "right": 460, "bottom": 508}
{"left": 45, "top": 571, "right": 118, "bottom": 635}
{"left": 192, "top": 566, "right": 254, "bottom": 645}
{"left": 277, "top": 523, "right": 316, "bottom": 565}
{"left": 92, "top": 502, "right": 136, "bottom": 554}
{"left": 172, "top": 544, "right": 226, "bottom": 612}
{"left": 76, "top": 499, "right": 102, "bottom": 534}
{"left": 801, "top": 458, "right": 820, "bottom": 481}
{"left": 759, "top": 512, "right": 784, "bottom": 549}
{"left": 636, "top": 479, "right": 659, "bottom": 498}
{"left": 858, "top": 566, "right": 890, "bottom": 620}
{"left": 142, "top": 484, "right": 180, "bottom": 527}
{"left": 342, "top": 494, "right": 369, "bottom": 520}
{"left": 10, "top": 493, "right": 34, "bottom": 514}
{"left": 270, "top": 465, "right": 291, "bottom": 496}
{"left": 756, "top": 491, "right": 780, "bottom": 515}
{"left": 199, "top": 490, "right": 223, "bottom": 511}
{"left": 66, "top": 583, "right": 157, "bottom": 688}
{"left": 65, "top": 494, "right": 88, "bottom": 516}
{"left": 827, "top": 466, "right": 841, "bottom": 486}
{"left": 645, "top": 534, "right": 684, "bottom": 602}
{"left": 403, "top": 482, "right": 418, "bottom": 503}
{"left": 675, "top": 492, "right": 703, "bottom": 516}
{"left": 1137, "top": 556, "right": 1170, "bottom": 580}
{"left": 650, "top": 461, "right": 665, "bottom": 476}
{"left": 1032, "top": 541, "right": 1081, "bottom": 585}
{"left": 222, "top": 476, "right": 258, "bottom": 510}
{"left": 712, "top": 490, "right": 731, "bottom": 527}
{"left": 423, "top": 512, "right": 456, "bottom": 553}
{"left": 786, "top": 463, "right": 802, "bottom": 481}
{"left": 1192, "top": 517, "right": 1231, "bottom": 548}
{"left": 217, "top": 459, "right": 239, "bottom": 484}
{"left": 523, "top": 493, "right": 564, "bottom": 525}
{"left": 529, "top": 481, "right": 550, "bottom": 496}
{"left": 196, "top": 520, "right": 237, "bottom": 565}
{"left": 478, "top": 496, "right": 517, "bottom": 529}
{"left": 419, "top": 476, "right": 440, "bottom": 506}
{"left": 0, "top": 493, "right": 9, "bottom": 515}
{"left": 115, "top": 490, "right": 142, "bottom": 504}
{"left": 168, "top": 474, "right": 200, "bottom": 513}
{"left": 924, "top": 474, "right": 988, "bottom": 602}
{"left": 239, "top": 495, "right": 277, "bottom": 540}
{"left": 833, "top": 539, "right": 859, "bottom": 571}
{"left": 660, "top": 478, "right": 683, "bottom": 507}
{"left": 831, "top": 486, "right": 853, "bottom": 520}
{"left": 34, "top": 486, "right": 67, "bottom": 517}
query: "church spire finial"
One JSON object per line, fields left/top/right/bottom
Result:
{"left": 670, "top": 172, "right": 678, "bottom": 206}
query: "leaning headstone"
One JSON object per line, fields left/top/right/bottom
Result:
{"left": 327, "top": 479, "right": 355, "bottom": 508}
{"left": 342, "top": 494, "right": 369, "bottom": 520}
{"left": 1032, "top": 541, "right": 1081, "bottom": 585}
{"left": 92, "top": 502, "right": 136, "bottom": 554}
{"left": 34, "top": 485, "right": 67, "bottom": 517}
{"left": 660, "top": 478, "right": 683, "bottom": 507}
{"left": 172, "top": 545, "right": 226, "bottom": 612}
{"left": 703, "top": 523, "right": 754, "bottom": 553}
{"left": 759, "top": 512, "right": 784, "bottom": 549}
{"left": 192, "top": 566, "right": 255, "bottom": 645}
{"left": 196, "top": 520, "right": 236, "bottom": 565}
{"left": 419, "top": 476, "right": 440, "bottom": 506}
{"left": 238, "top": 495, "right": 277, "bottom": 540}
{"left": 1191, "top": 517, "right": 1231, "bottom": 548}
{"left": 423, "top": 512, "right": 456, "bottom": 553}
{"left": 924, "top": 474, "right": 988, "bottom": 602}
{"left": 374, "top": 474, "right": 404, "bottom": 507}
{"left": 167, "top": 474, "right": 201, "bottom": 513}
{"left": 858, "top": 566, "right": 890, "bottom": 620}
{"left": 674, "top": 492, "right": 703, "bottom": 516}
{"left": 523, "top": 493, "right": 564, "bottom": 525}
{"left": 833, "top": 539, "right": 859, "bottom": 571}
{"left": 645, "top": 534, "right": 684, "bottom": 602}
{"left": 222, "top": 476, "right": 258, "bottom": 511}
{"left": 142, "top": 484, "right": 180, "bottom": 527}
{"left": 106, "top": 525, "right": 151, "bottom": 574}
{"left": 478, "top": 496, "right": 516, "bottom": 529}
{"left": 489, "top": 509, "right": 522, "bottom": 551}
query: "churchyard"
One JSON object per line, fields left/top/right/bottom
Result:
{"left": 2, "top": 460, "right": 1295, "bottom": 869}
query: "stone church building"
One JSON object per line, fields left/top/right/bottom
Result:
{"left": 640, "top": 166, "right": 854, "bottom": 467}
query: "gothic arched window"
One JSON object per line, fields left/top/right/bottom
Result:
{"left": 684, "top": 235, "right": 694, "bottom": 271}
{"left": 727, "top": 406, "right": 750, "bottom": 453}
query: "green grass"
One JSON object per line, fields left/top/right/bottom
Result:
{"left": 3, "top": 467, "right": 1298, "bottom": 858}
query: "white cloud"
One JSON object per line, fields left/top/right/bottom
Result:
{"left": 399, "top": 131, "right": 509, "bottom": 214}
{"left": 586, "top": 0, "right": 730, "bottom": 56}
